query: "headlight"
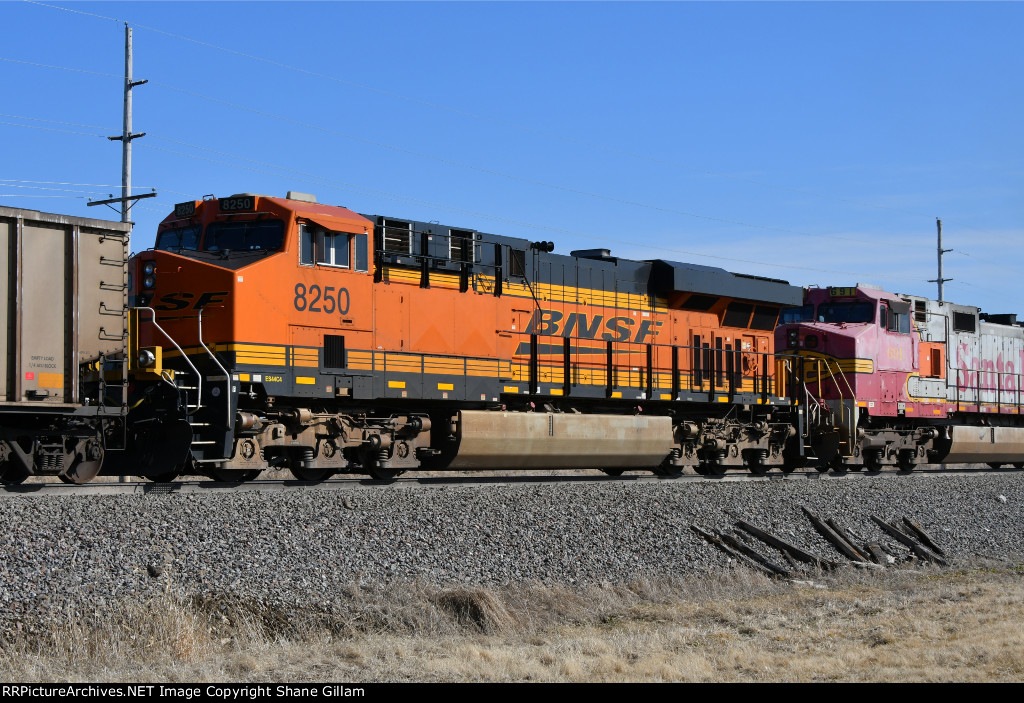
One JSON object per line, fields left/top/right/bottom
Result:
{"left": 143, "top": 275, "right": 156, "bottom": 289}
{"left": 142, "top": 261, "right": 156, "bottom": 275}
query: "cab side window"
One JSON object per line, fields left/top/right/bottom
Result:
{"left": 880, "top": 300, "right": 910, "bottom": 334}
{"left": 301, "top": 224, "right": 368, "bottom": 273}
{"left": 317, "top": 230, "right": 350, "bottom": 268}
{"left": 354, "top": 233, "right": 368, "bottom": 272}
{"left": 299, "top": 224, "right": 315, "bottom": 266}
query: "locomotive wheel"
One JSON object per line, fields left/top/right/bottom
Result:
{"left": 367, "top": 464, "right": 403, "bottom": 481}
{"left": 652, "top": 464, "right": 682, "bottom": 478}
{"left": 144, "top": 472, "right": 180, "bottom": 483}
{"left": 289, "top": 466, "right": 336, "bottom": 482}
{"left": 701, "top": 462, "right": 727, "bottom": 477}
{"left": 863, "top": 450, "right": 884, "bottom": 474}
{"left": 362, "top": 451, "right": 402, "bottom": 481}
{"left": 207, "top": 467, "right": 263, "bottom": 482}
{"left": 896, "top": 455, "right": 917, "bottom": 473}
{"left": 780, "top": 449, "right": 807, "bottom": 474}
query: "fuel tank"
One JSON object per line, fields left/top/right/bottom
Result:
{"left": 449, "top": 410, "right": 675, "bottom": 469}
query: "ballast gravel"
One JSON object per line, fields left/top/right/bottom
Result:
{"left": 0, "top": 473, "right": 1022, "bottom": 632}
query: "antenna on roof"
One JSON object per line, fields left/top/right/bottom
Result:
{"left": 927, "top": 218, "right": 953, "bottom": 302}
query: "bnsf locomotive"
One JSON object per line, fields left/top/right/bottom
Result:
{"left": 124, "top": 192, "right": 807, "bottom": 481}
{"left": 2, "top": 195, "right": 1023, "bottom": 484}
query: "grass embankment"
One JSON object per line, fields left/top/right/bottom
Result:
{"left": 2, "top": 564, "right": 1023, "bottom": 682}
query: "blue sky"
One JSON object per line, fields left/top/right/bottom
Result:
{"left": 2, "top": 1, "right": 1021, "bottom": 315}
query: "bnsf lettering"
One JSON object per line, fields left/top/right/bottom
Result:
{"left": 153, "top": 291, "right": 228, "bottom": 311}
{"left": 294, "top": 283, "right": 350, "bottom": 315}
{"left": 525, "top": 310, "right": 663, "bottom": 344}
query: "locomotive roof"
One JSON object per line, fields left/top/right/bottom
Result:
{"left": 650, "top": 259, "right": 803, "bottom": 306}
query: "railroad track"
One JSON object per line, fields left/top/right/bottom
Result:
{"left": 2, "top": 465, "right": 1020, "bottom": 497}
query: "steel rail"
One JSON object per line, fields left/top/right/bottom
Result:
{"left": 2, "top": 466, "right": 1021, "bottom": 498}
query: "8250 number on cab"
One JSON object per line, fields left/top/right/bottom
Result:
{"left": 294, "top": 283, "right": 350, "bottom": 315}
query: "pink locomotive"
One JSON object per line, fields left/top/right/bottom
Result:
{"left": 777, "top": 284, "right": 1024, "bottom": 470}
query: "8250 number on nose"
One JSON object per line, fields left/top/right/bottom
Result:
{"left": 294, "top": 283, "right": 350, "bottom": 315}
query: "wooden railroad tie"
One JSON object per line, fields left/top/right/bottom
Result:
{"left": 869, "top": 516, "right": 948, "bottom": 566}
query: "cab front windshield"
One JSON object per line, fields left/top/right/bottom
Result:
{"left": 155, "top": 224, "right": 200, "bottom": 251}
{"left": 203, "top": 220, "right": 285, "bottom": 252}
{"left": 817, "top": 301, "right": 875, "bottom": 324}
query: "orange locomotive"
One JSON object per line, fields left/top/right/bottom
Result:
{"left": 125, "top": 192, "right": 806, "bottom": 481}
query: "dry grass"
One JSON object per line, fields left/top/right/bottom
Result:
{"left": 2, "top": 564, "right": 1024, "bottom": 682}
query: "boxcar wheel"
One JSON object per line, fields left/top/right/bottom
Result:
{"left": 0, "top": 463, "right": 28, "bottom": 485}
{"left": 601, "top": 468, "right": 625, "bottom": 477}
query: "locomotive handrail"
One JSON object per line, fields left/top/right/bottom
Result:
{"left": 133, "top": 306, "right": 203, "bottom": 416}
{"left": 953, "top": 368, "right": 1024, "bottom": 414}
{"left": 496, "top": 330, "right": 793, "bottom": 403}
{"left": 196, "top": 308, "right": 233, "bottom": 428}
{"left": 819, "top": 356, "right": 855, "bottom": 455}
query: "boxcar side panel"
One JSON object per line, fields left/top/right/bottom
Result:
{"left": 77, "top": 225, "right": 128, "bottom": 364}
{"left": 20, "top": 221, "right": 69, "bottom": 403}
{"left": 0, "top": 218, "right": 9, "bottom": 400}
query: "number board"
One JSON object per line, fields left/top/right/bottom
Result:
{"left": 219, "top": 196, "right": 255, "bottom": 212}
{"left": 174, "top": 201, "right": 197, "bottom": 218}
{"left": 829, "top": 287, "right": 858, "bottom": 297}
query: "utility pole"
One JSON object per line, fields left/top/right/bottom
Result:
{"left": 88, "top": 23, "right": 156, "bottom": 221}
{"left": 927, "top": 218, "right": 953, "bottom": 303}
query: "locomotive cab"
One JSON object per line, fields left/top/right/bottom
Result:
{"left": 128, "top": 193, "right": 376, "bottom": 479}
{"left": 776, "top": 285, "right": 927, "bottom": 469}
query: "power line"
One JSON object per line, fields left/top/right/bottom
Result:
{"left": 145, "top": 82, "right": 928, "bottom": 250}
{"left": 1, "top": 48, "right": 1008, "bottom": 251}
{"left": 18, "top": 3, "right": 1007, "bottom": 235}
{"left": 0, "top": 183, "right": 117, "bottom": 195}
{"left": 9, "top": 4, "right": 1019, "bottom": 275}
{"left": 0, "top": 119, "right": 105, "bottom": 138}
{"left": 0, "top": 112, "right": 111, "bottom": 130}
{"left": 136, "top": 142, "right": 916, "bottom": 281}
{"left": 0, "top": 56, "right": 120, "bottom": 79}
